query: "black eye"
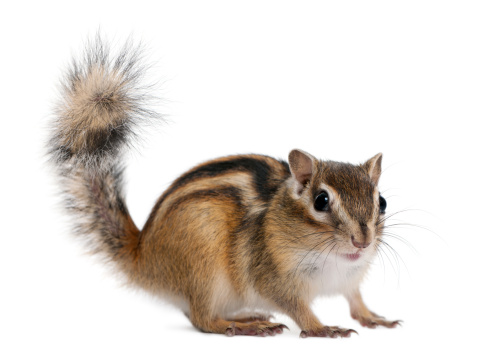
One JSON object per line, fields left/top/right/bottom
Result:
{"left": 379, "top": 195, "right": 387, "bottom": 214}
{"left": 314, "top": 191, "right": 330, "bottom": 212}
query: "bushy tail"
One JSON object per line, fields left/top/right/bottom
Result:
{"left": 48, "top": 35, "right": 160, "bottom": 268}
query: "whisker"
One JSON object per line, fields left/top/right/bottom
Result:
{"left": 380, "top": 232, "right": 418, "bottom": 254}
{"left": 308, "top": 240, "right": 337, "bottom": 272}
{"left": 374, "top": 243, "right": 386, "bottom": 281}
{"left": 375, "top": 239, "right": 398, "bottom": 280}
{"left": 383, "top": 222, "right": 436, "bottom": 233}
{"left": 376, "top": 208, "right": 419, "bottom": 226}
{"left": 380, "top": 239, "right": 401, "bottom": 275}
{"left": 296, "top": 239, "right": 337, "bottom": 276}
{"left": 334, "top": 245, "right": 342, "bottom": 275}
{"left": 383, "top": 222, "right": 443, "bottom": 244}
{"left": 380, "top": 239, "right": 410, "bottom": 277}
{"left": 320, "top": 243, "right": 338, "bottom": 275}
{"left": 278, "top": 230, "right": 335, "bottom": 250}
{"left": 291, "top": 237, "right": 336, "bottom": 276}
{"left": 285, "top": 230, "right": 335, "bottom": 243}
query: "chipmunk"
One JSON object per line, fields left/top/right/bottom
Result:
{"left": 48, "top": 37, "right": 401, "bottom": 338}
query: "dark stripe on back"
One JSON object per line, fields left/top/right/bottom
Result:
{"left": 168, "top": 157, "right": 276, "bottom": 202}
{"left": 165, "top": 186, "right": 243, "bottom": 215}
{"left": 142, "top": 156, "right": 289, "bottom": 234}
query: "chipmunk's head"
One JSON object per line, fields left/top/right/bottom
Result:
{"left": 286, "top": 149, "right": 386, "bottom": 265}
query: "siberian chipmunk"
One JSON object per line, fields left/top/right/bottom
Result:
{"left": 48, "top": 37, "right": 401, "bottom": 338}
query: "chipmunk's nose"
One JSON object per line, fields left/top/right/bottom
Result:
{"left": 351, "top": 235, "right": 370, "bottom": 249}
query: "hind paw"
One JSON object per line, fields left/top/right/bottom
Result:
{"left": 225, "top": 321, "right": 288, "bottom": 337}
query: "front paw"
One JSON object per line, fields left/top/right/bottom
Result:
{"left": 300, "top": 326, "right": 357, "bottom": 338}
{"left": 352, "top": 312, "right": 402, "bottom": 329}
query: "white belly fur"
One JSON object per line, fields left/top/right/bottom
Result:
{"left": 302, "top": 251, "right": 371, "bottom": 300}
{"left": 210, "top": 252, "right": 372, "bottom": 318}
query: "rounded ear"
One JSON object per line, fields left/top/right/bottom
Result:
{"left": 288, "top": 149, "right": 316, "bottom": 193}
{"left": 362, "top": 153, "right": 383, "bottom": 185}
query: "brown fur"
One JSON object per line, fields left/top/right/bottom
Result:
{"left": 48, "top": 37, "right": 401, "bottom": 338}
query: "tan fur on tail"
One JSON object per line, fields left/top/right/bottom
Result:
{"left": 48, "top": 35, "right": 160, "bottom": 275}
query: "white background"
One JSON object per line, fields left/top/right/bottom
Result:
{"left": 1, "top": 1, "right": 483, "bottom": 353}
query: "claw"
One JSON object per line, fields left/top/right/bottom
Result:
{"left": 343, "top": 329, "right": 358, "bottom": 337}
{"left": 225, "top": 322, "right": 236, "bottom": 337}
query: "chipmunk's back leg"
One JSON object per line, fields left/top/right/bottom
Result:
{"left": 183, "top": 270, "right": 287, "bottom": 336}
{"left": 188, "top": 300, "right": 287, "bottom": 336}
